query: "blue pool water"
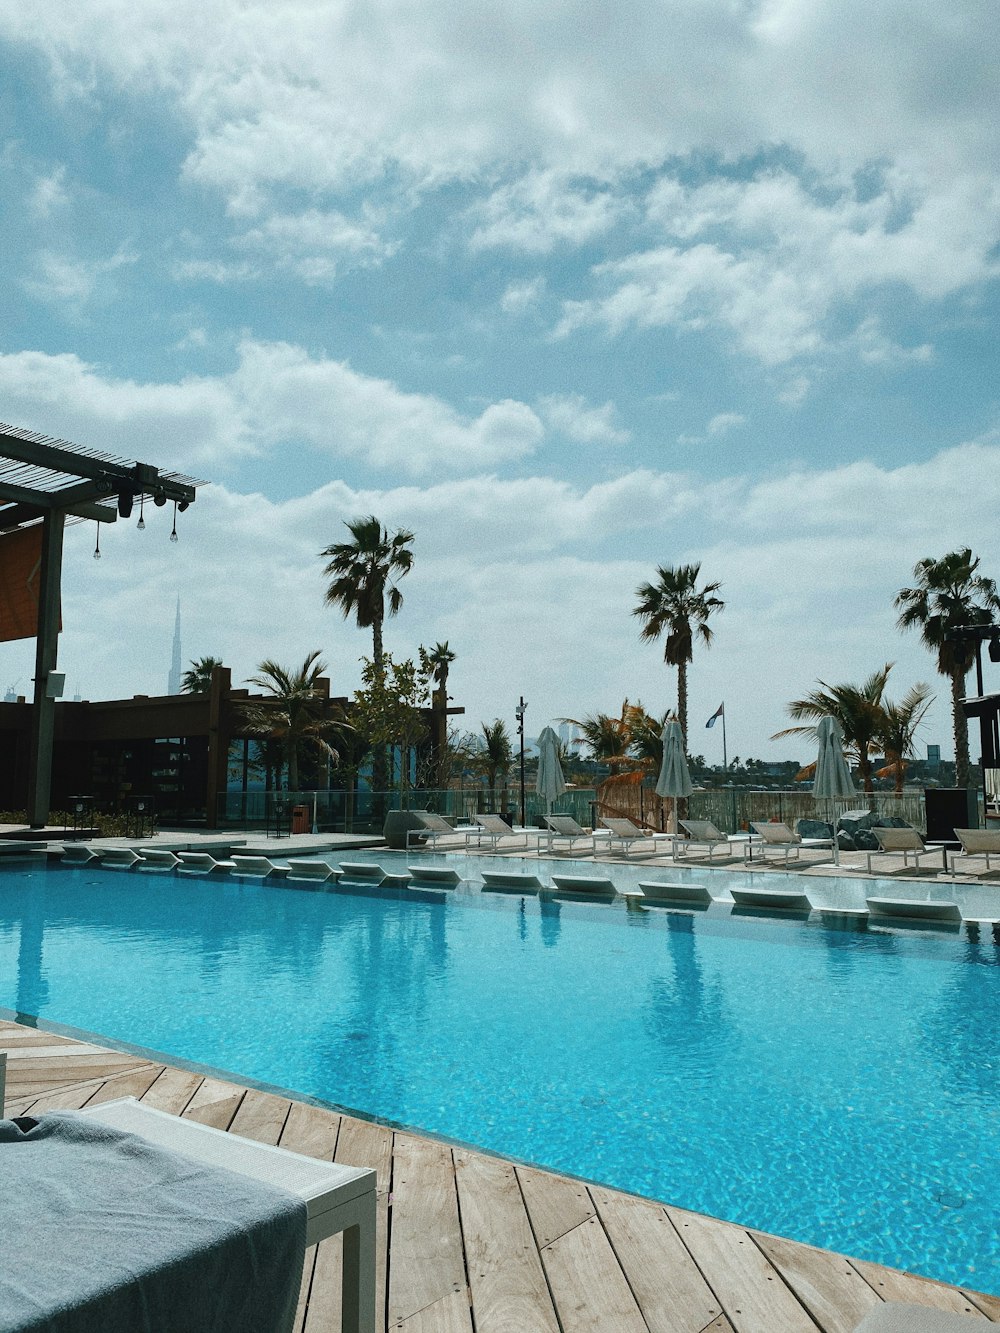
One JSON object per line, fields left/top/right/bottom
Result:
{"left": 2, "top": 857, "right": 1000, "bottom": 1293}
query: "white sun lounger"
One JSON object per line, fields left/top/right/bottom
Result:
{"left": 285, "top": 859, "right": 337, "bottom": 882}
{"left": 407, "top": 865, "right": 462, "bottom": 884}
{"left": 748, "top": 821, "right": 834, "bottom": 866}
{"left": 730, "top": 886, "right": 813, "bottom": 912}
{"left": 638, "top": 881, "right": 714, "bottom": 906}
{"left": 78, "top": 1097, "right": 376, "bottom": 1333}
{"left": 597, "top": 817, "right": 661, "bottom": 858}
{"left": 339, "top": 862, "right": 388, "bottom": 880}
{"left": 864, "top": 827, "right": 943, "bottom": 875}
{"left": 404, "top": 811, "right": 473, "bottom": 850}
{"left": 137, "top": 848, "right": 180, "bottom": 869}
{"left": 672, "top": 821, "right": 737, "bottom": 863}
{"left": 481, "top": 868, "right": 543, "bottom": 890}
{"left": 60, "top": 843, "right": 101, "bottom": 864}
{"left": 866, "top": 896, "right": 961, "bottom": 924}
{"left": 465, "top": 813, "right": 535, "bottom": 851}
{"left": 176, "top": 851, "right": 228, "bottom": 872}
{"left": 948, "top": 827, "right": 1000, "bottom": 875}
{"left": 230, "top": 854, "right": 278, "bottom": 877}
{"left": 99, "top": 847, "right": 143, "bottom": 868}
{"left": 543, "top": 815, "right": 599, "bottom": 855}
{"left": 550, "top": 873, "right": 617, "bottom": 897}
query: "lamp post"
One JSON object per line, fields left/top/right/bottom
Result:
{"left": 515, "top": 697, "right": 527, "bottom": 828}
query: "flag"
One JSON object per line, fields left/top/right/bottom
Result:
{"left": 706, "top": 703, "right": 724, "bottom": 729}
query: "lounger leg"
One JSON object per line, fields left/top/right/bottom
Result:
{"left": 341, "top": 1191, "right": 377, "bottom": 1333}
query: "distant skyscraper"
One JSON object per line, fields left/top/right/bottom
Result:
{"left": 168, "top": 597, "right": 182, "bottom": 695}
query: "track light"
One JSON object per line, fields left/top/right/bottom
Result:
{"left": 177, "top": 499, "right": 190, "bottom": 512}
{"left": 93, "top": 524, "right": 101, "bottom": 560}
{"left": 137, "top": 493, "right": 145, "bottom": 530}
{"left": 117, "top": 489, "right": 133, "bottom": 519}
{"left": 153, "top": 491, "right": 167, "bottom": 507}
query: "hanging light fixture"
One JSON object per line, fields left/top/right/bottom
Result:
{"left": 93, "top": 523, "right": 102, "bottom": 560}
{"left": 136, "top": 492, "right": 145, "bottom": 530}
{"left": 170, "top": 501, "right": 179, "bottom": 543}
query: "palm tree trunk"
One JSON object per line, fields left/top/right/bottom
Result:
{"left": 677, "top": 662, "right": 688, "bottom": 750}
{"left": 371, "top": 612, "right": 388, "bottom": 801}
{"left": 952, "top": 667, "right": 971, "bottom": 790}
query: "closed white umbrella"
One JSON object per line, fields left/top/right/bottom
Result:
{"left": 536, "top": 726, "right": 567, "bottom": 815}
{"left": 655, "top": 720, "right": 693, "bottom": 834}
{"left": 813, "top": 715, "right": 856, "bottom": 864}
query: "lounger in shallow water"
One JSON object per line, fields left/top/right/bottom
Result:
{"left": 284, "top": 859, "right": 336, "bottom": 882}
{"left": 230, "top": 854, "right": 278, "bottom": 877}
{"left": 407, "top": 865, "right": 462, "bottom": 884}
{"left": 638, "top": 881, "right": 713, "bottom": 906}
{"left": 176, "top": 851, "right": 226, "bottom": 872}
{"left": 99, "top": 847, "right": 143, "bottom": 868}
{"left": 137, "top": 848, "right": 180, "bottom": 869}
{"left": 550, "top": 873, "right": 617, "bottom": 897}
{"left": 866, "top": 896, "right": 961, "bottom": 924}
{"left": 481, "top": 869, "right": 543, "bottom": 890}
{"left": 339, "top": 862, "right": 388, "bottom": 880}
{"left": 60, "top": 843, "right": 101, "bottom": 863}
{"left": 730, "top": 886, "right": 813, "bottom": 912}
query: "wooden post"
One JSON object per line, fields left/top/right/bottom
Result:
{"left": 205, "top": 664, "right": 231, "bottom": 829}
{"left": 26, "top": 512, "right": 65, "bottom": 827}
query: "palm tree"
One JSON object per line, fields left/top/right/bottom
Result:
{"left": 478, "top": 719, "right": 513, "bottom": 813}
{"left": 877, "top": 683, "right": 934, "bottom": 795}
{"left": 242, "top": 651, "right": 343, "bottom": 792}
{"left": 772, "top": 665, "right": 893, "bottom": 793}
{"left": 421, "top": 642, "right": 457, "bottom": 790}
{"left": 320, "top": 516, "right": 415, "bottom": 672}
{"left": 180, "top": 656, "right": 223, "bottom": 693}
{"left": 320, "top": 515, "right": 414, "bottom": 794}
{"left": 562, "top": 707, "right": 632, "bottom": 769}
{"left": 633, "top": 563, "right": 723, "bottom": 748}
{"left": 423, "top": 642, "right": 456, "bottom": 702}
{"left": 895, "top": 549, "right": 1000, "bottom": 790}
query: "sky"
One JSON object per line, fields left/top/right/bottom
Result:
{"left": 0, "top": 0, "right": 998, "bottom": 764}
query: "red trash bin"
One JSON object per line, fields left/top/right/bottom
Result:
{"left": 291, "top": 805, "right": 309, "bottom": 834}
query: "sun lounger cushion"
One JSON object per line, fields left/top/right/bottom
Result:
{"left": 0, "top": 1109, "right": 306, "bottom": 1333}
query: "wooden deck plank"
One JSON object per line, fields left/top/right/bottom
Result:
{"left": 516, "top": 1163, "right": 595, "bottom": 1247}
{"left": 388, "top": 1133, "right": 471, "bottom": 1329}
{"left": 81, "top": 1062, "right": 165, "bottom": 1106}
{"left": 302, "top": 1116, "right": 394, "bottom": 1333}
{"left": 228, "top": 1087, "right": 290, "bottom": 1145}
{"left": 666, "top": 1209, "right": 820, "bottom": 1333}
{"left": 850, "top": 1259, "right": 990, "bottom": 1317}
{"left": 593, "top": 1186, "right": 724, "bottom": 1333}
{"left": 393, "top": 1289, "right": 473, "bottom": 1331}
{"left": 279, "top": 1099, "right": 342, "bottom": 1161}
{"left": 541, "top": 1214, "right": 649, "bottom": 1333}
{"left": 752, "top": 1232, "right": 882, "bottom": 1333}
{"left": 966, "top": 1291, "right": 1000, "bottom": 1320}
{"left": 1, "top": 1051, "right": 149, "bottom": 1100}
{"left": 138, "top": 1066, "right": 204, "bottom": 1114}
{"left": 454, "top": 1147, "right": 560, "bottom": 1333}
{"left": 182, "top": 1075, "right": 245, "bottom": 1129}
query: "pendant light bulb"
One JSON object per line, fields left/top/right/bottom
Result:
{"left": 170, "top": 501, "right": 179, "bottom": 543}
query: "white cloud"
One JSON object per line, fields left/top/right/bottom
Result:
{"left": 707, "top": 413, "right": 745, "bottom": 437}
{"left": 537, "top": 394, "right": 630, "bottom": 445}
{"left": 556, "top": 168, "right": 1000, "bottom": 364}
{"left": 500, "top": 277, "right": 545, "bottom": 314}
{"left": 29, "top": 166, "right": 69, "bottom": 218}
{"left": 0, "top": 341, "right": 544, "bottom": 476}
{"left": 24, "top": 246, "right": 138, "bottom": 313}
{"left": 467, "top": 171, "right": 627, "bottom": 253}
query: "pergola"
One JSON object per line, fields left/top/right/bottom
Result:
{"left": 0, "top": 422, "right": 204, "bottom": 826}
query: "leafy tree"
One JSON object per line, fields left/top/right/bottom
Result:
{"left": 633, "top": 563, "right": 723, "bottom": 749}
{"left": 877, "top": 683, "right": 934, "bottom": 795}
{"left": 351, "top": 654, "right": 428, "bottom": 808}
{"left": 478, "top": 719, "right": 513, "bottom": 812}
{"left": 895, "top": 548, "right": 1000, "bottom": 790}
{"left": 180, "top": 656, "right": 223, "bottom": 694}
{"left": 242, "top": 651, "right": 343, "bottom": 791}
{"left": 772, "top": 664, "right": 893, "bottom": 793}
{"left": 562, "top": 707, "right": 632, "bottom": 767}
{"left": 320, "top": 515, "right": 415, "bottom": 793}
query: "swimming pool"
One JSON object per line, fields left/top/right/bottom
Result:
{"left": 3, "top": 855, "right": 1000, "bottom": 1294}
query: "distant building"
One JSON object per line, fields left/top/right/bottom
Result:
{"left": 167, "top": 597, "right": 182, "bottom": 695}
{"left": 927, "top": 744, "right": 941, "bottom": 770}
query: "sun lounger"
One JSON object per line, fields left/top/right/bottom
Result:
{"left": 60, "top": 843, "right": 101, "bottom": 863}
{"left": 672, "top": 820, "right": 736, "bottom": 863}
{"left": 948, "top": 827, "right": 1000, "bottom": 875}
{"left": 99, "top": 847, "right": 143, "bottom": 867}
{"left": 230, "top": 854, "right": 278, "bottom": 877}
{"left": 730, "top": 886, "right": 813, "bottom": 912}
{"left": 405, "top": 811, "right": 474, "bottom": 850}
{"left": 176, "top": 851, "right": 228, "bottom": 872}
{"left": 597, "top": 817, "right": 661, "bottom": 858}
{"left": 480, "top": 868, "right": 543, "bottom": 890}
{"left": 464, "top": 813, "right": 535, "bottom": 851}
{"left": 543, "top": 815, "right": 599, "bottom": 855}
{"left": 864, "top": 827, "right": 943, "bottom": 875}
{"left": 638, "top": 881, "right": 714, "bottom": 906}
{"left": 137, "top": 848, "right": 180, "bottom": 869}
{"left": 339, "top": 862, "right": 388, "bottom": 880}
{"left": 407, "top": 864, "right": 462, "bottom": 884}
{"left": 77, "top": 1096, "right": 376, "bottom": 1333}
{"left": 550, "top": 873, "right": 617, "bottom": 898}
{"left": 866, "top": 896, "right": 961, "bottom": 924}
{"left": 748, "top": 821, "right": 834, "bottom": 866}
{"left": 285, "top": 858, "right": 337, "bottom": 882}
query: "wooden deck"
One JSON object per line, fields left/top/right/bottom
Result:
{"left": 3, "top": 1018, "right": 998, "bottom": 1333}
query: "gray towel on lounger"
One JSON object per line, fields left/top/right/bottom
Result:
{"left": 0, "top": 1111, "right": 306, "bottom": 1333}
